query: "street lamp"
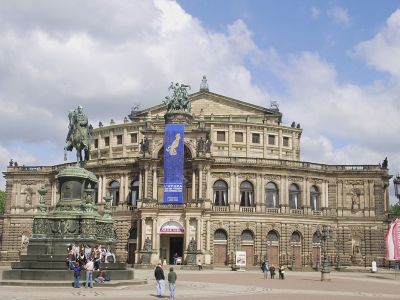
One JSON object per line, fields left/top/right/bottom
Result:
{"left": 317, "top": 225, "right": 332, "bottom": 281}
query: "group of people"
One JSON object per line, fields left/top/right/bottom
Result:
{"left": 66, "top": 243, "right": 113, "bottom": 288}
{"left": 261, "top": 261, "right": 285, "bottom": 279}
{"left": 155, "top": 263, "right": 177, "bottom": 299}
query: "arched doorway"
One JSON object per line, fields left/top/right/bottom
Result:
{"left": 159, "top": 221, "right": 184, "bottom": 264}
{"left": 291, "top": 231, "right": 302, "bottom": 270}
{"left": 241, "top": 229, "right": 255, "bottom": 266}
{"left": 312, "top": 231, "right": 321, "bottom": 269}
{"left": 127, "top": 227, "right": 137, "bottom": 265}
{"left": 266, "top": 230, "right": 279, "bottom": 266}
{"left": 213, "top": 229, "right": 228, "bottom": 265}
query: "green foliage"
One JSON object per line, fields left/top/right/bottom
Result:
{"left": 0, "top": 190, "right": 5, "bottom": 214}
{"left": 390, "top": 203, "right": 400, "bottom": 215}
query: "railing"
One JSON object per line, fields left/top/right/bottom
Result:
{"left": 212, "top": 206, "right": 229, "bottom": 212}
{"left": 290, "top": 209, "right": 303, "bottom": 215}
{"left": 312, "top": 210, "right": 322, "bottom": 216}
{"left": 265, "top": 208, "right": 279, "bottom": 214}
{"left": 213, "top": 156, "right": 382, "bottom": 172}
{"left": 240, "top": 206, "right": 255, "bottom": 213}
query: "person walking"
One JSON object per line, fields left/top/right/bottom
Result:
{"left": 264, "top": 261, "right": 269, "bottom": 279}
{"left": 197, "top": 259, "right": 203, "bottom": 271}
{"left": 73, "top": 262, "right": 81, "bottom": 288}
{"left": 173, "top": 253, "right": 178, "bottom": 265}
{"left": 154, "top": 263, "right": 165, "bottom": 298}
{"left": 270, "top": 264, "right": 276, "bottom": 279}
{"left": 168, "top": 266, "right": 177, "bottom": 299}
{"left": 85, "top": 258, "right": 94, "bottom": 288}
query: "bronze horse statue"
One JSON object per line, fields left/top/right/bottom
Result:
{"left": 64, "top": 106, "right": 91, "bottom": 163}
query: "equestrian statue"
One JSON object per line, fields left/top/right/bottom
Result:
{"left": 64, "top": 105, "right": 92, "bottom": 163}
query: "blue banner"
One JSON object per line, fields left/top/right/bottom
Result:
{"left": 163, "top": 124, "right": 184, "bottom": 204}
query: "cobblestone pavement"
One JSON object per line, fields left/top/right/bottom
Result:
{"left": 1, "top": 268, "right": 400, "bottom": 300}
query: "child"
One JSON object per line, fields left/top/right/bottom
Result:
{"left": 73, "top": 262, "right": 81, "bottom": 288}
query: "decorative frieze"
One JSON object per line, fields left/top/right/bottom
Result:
{"left": 288, "top": 176, "right": 303, "bottom": 183}
{"left": 263, "top": 175, "right": 281, "bottom": 181}
{"left": 211, "top": 172, "right": 230, "bottom": 179}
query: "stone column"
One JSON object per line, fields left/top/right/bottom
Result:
{"left": 102, "top": 175, "right": 107, "bottom": 204}
{"left": 301, "top": 178, "right": 307, "bottom": 209}
{"left": 197, "top": 218, "right": 202, "bottom": 250}
{"left": 138, "top": 171, "right": 143, "bottom": 200}
{"left": 152, "top": 217, "right": 157, "bottom": 250}
{"left": 235, "top": 173, "right": 239, "bottom": 209}
{"left": 124, "top": 174, "right": 130, "bottom": 204}
{"left": 141, "top": 218, "right": 146, "bottom": 250}
{"left": 144, "top": 165, "right": 148, "bottom": 198}
{"left": 119, "top": 174, "right": 124, "bottom": 205}
{"left": 325, "top": 180, "right": 329, "bottom": 209}
{"left": 206, "top": 220, "right": 211, "bottom": 251}
{"left": 97, "top": 176, "right": 103, "bottom": 203}
{"left": 192, "top": 170, "right": 196, "bottom": 201}
{"left": 152, "top": 166, "right": 157, "bottom": 201}
{"left": 184, "top": 217, "right": 190, "bottom": 250}
{"left": 198, "top": 165, "right": 203, "bottom": 199}
{"left": 51, "top": 181, "right": 57, "bottom": 206}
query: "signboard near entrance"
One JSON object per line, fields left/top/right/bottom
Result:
{"left": 163, "top": 124, "right": 184, "bottom": 204}
{"left": 235, "top": 251, "right": 247, "bottom": 267}
{"left": 160, "top": 221, "right": 184, "bottom": 233}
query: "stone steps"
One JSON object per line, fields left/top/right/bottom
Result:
{"left": 0, "top": 279, "right": 147, "bottom": 287}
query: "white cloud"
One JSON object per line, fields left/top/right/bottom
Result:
{"left": 327, "top": 6, "right": 351, "bottom": 26}
{"left": 355, "top": 9, "right": 400, "bottom": 78}
{"left": 311, "top": 7, "right": 320, "bottom": 19}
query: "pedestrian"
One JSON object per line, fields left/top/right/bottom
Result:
{"left": 154, "top": 263, "right": 165, "bottom": 298}
{"left": 73, "top": 262, "right": 81, "bottom": 288}
{"left": 173, "top": 253, "right": 178, "bottom": 265}
{"left": 270, "top": 264, "right": 276, "bottom": 279}
{"left": 168, "top": 266, "right": 177, "bottom": 299}
{"left": 279, "top": 265, "right": 285, "bottom": 279}
{"left": 264, "top": 261, "right": 269, "bottom": 279}
{"left": 95, "top": 269, "right": 105, "bottom": 283}
{"left": 197, "top": 259, "right": 203, "bottom": 271}
{"left": 85, "top": 258, "right": 94, "bottom": 288}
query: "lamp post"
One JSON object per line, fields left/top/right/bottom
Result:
{"left": 317, "top": 225, "right": 332, "bottom": 281}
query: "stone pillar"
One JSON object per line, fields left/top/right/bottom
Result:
{"left": 119, "top": 174, "right": 124, "bottom": 205}
{"left": 141, "top": 218, "right": 146, "bottom": 250}
{"left": 206, "top": 220, "right": 211, "bottom": 251}
{"left": 124, "top": 174, "right": 130, "bottom": 204}
{"left": 301, "top": 178, "right": 307, "bottom": 208}
{"left": 138, "top": 171, "right": 143, "bottom": 199}
{"left": 97, "top": 176, "right": 103, "bottom": 203}
{"left": 325, "top": 180, "right": 329, "bottom": 208}
{"left": 152, "top": 166, "right": 157, "bottom": 200}
{"left": 197, "top": 218, "right": 202, "bottom": 250}
{"left": 206, "top": 166, "right": 211, "bottom": 200}
{"left": 192, "top": 170, "right": 196, "bottom": 201}
{"left": 144, "top": 165, "right": 148, "bottom": 198}
{"left": 152, "top": 217, "right": 157, "bottom": 250}
{"left": 198, "top": 165, "right": 203, "bottom": 199}
{"left": 235, "top": 173, "right": 239, "bottom": 209}
{"left": 278, "top": 129, "right": 283, "bottom": 159}
{"left": 51, "top": 181, "right": 57, "bottom": 206}
{"left": 102, "top": 175, "right": 107, "bottom": 203}
{"left": 185, "top": 217, "right": 190, "bottom": 251}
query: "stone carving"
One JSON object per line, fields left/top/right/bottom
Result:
{"left": 264, "top": 175, "right": 281, "bottom": 181}
{"left": 188, "top": 238, "right": 197, "bottom": 252}
{"left": 143, "top": 237, "right": 152, "bottom": 251}
{"left": 139, "top": 137, "right": 150, "bottom": 155}
{"left": 205, "top": 135, "right": 212, "bottom": 153}
{"left": 64, "top": 105, "right": 91, "bottom": 163}
{"left": 351, "top": 188, "right": 361, "bottom": 210}
{"left": 196, "top": 137, "right": 205, "bottom": 153}
{"left": 211, "top": 172, "right": 230, "bottom": 178}
{"left": 163, "top": 82, "right": 191, "bottom": 112}
{"left": 382, "top": 157, "right": 388, "bottom": 169}
{"left": 288, "top": 176, "right": 303, "bottom": 182}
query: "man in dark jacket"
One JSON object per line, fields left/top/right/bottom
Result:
{"left": 168, "top": 267, "right": 177, "bottom": 299}
{"left": 154, "top": 263, "right": 165, "bottom": 298}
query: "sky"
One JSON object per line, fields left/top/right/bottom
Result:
{"left": 1, "top": 0, "right": 400, "bottom": 203}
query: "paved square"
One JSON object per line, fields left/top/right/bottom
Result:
{"left": 1, "top": 268, "right": 400, "bottom": 300}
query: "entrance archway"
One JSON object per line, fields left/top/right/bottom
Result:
{"left": 159, "top": 221, "right": 184, "bottom": 264}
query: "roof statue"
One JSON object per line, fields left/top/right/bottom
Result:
{"left": 200, "top": 75, "right": 209, "bottom": 92}
{"left": 163, "top": 82, "right": 191, "bottom": 112}
{"left": 64, "top": 105, "right": 91, "bottom": 163}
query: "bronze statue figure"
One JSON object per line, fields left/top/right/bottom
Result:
{"left": 64, "top": 105, "right": 91, "bottom": 163}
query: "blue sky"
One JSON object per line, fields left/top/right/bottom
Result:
{"left": 0, "top": 0, "right": 400, "bottom": 202}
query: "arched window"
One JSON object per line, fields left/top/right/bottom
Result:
{"left": 291, "top": 231, "right": 302, "bottom": 243}
{"left": 240, "top": 181, "right": 254, "bottom": 207}
{"left": 214, "top": 229, "right": 228, "bottom": 240}
{"left": 213, "top": 180, "right": 228, "bottom": 206}
{"left": 108, "top": 180, "right": 120, "bottom": 206}
{"left": 241, "top": 229, "right": 254, "bottom": 241}
{"left": 130, "top": 180, "right": 139, "bottom": 207}
{"left": 265, "top": 182, "right": 279, "bottom": 208}
{"left": 129, "top": 227, "right": 137, "bottom": 239}
{"left": 310, "top": 185, "right": 319, "bottom": 211}
{"left": 289, "top": 183, "right": 300, "bottom": 209}
{"left": 312, "top": 231, "right": 321, "bottom": 244}
{"left": 266, "top": 230, "right": 279, "bottom": 242}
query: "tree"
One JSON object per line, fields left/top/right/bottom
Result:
{"left": 390, "top": 203, "right": 400, "bottom": 215}
{"left": 0, "top": 190, "right": 5, "bottom": 214}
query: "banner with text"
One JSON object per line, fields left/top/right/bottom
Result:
{"left": 163, "top": 124, "right": 184, "bottom": 204}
